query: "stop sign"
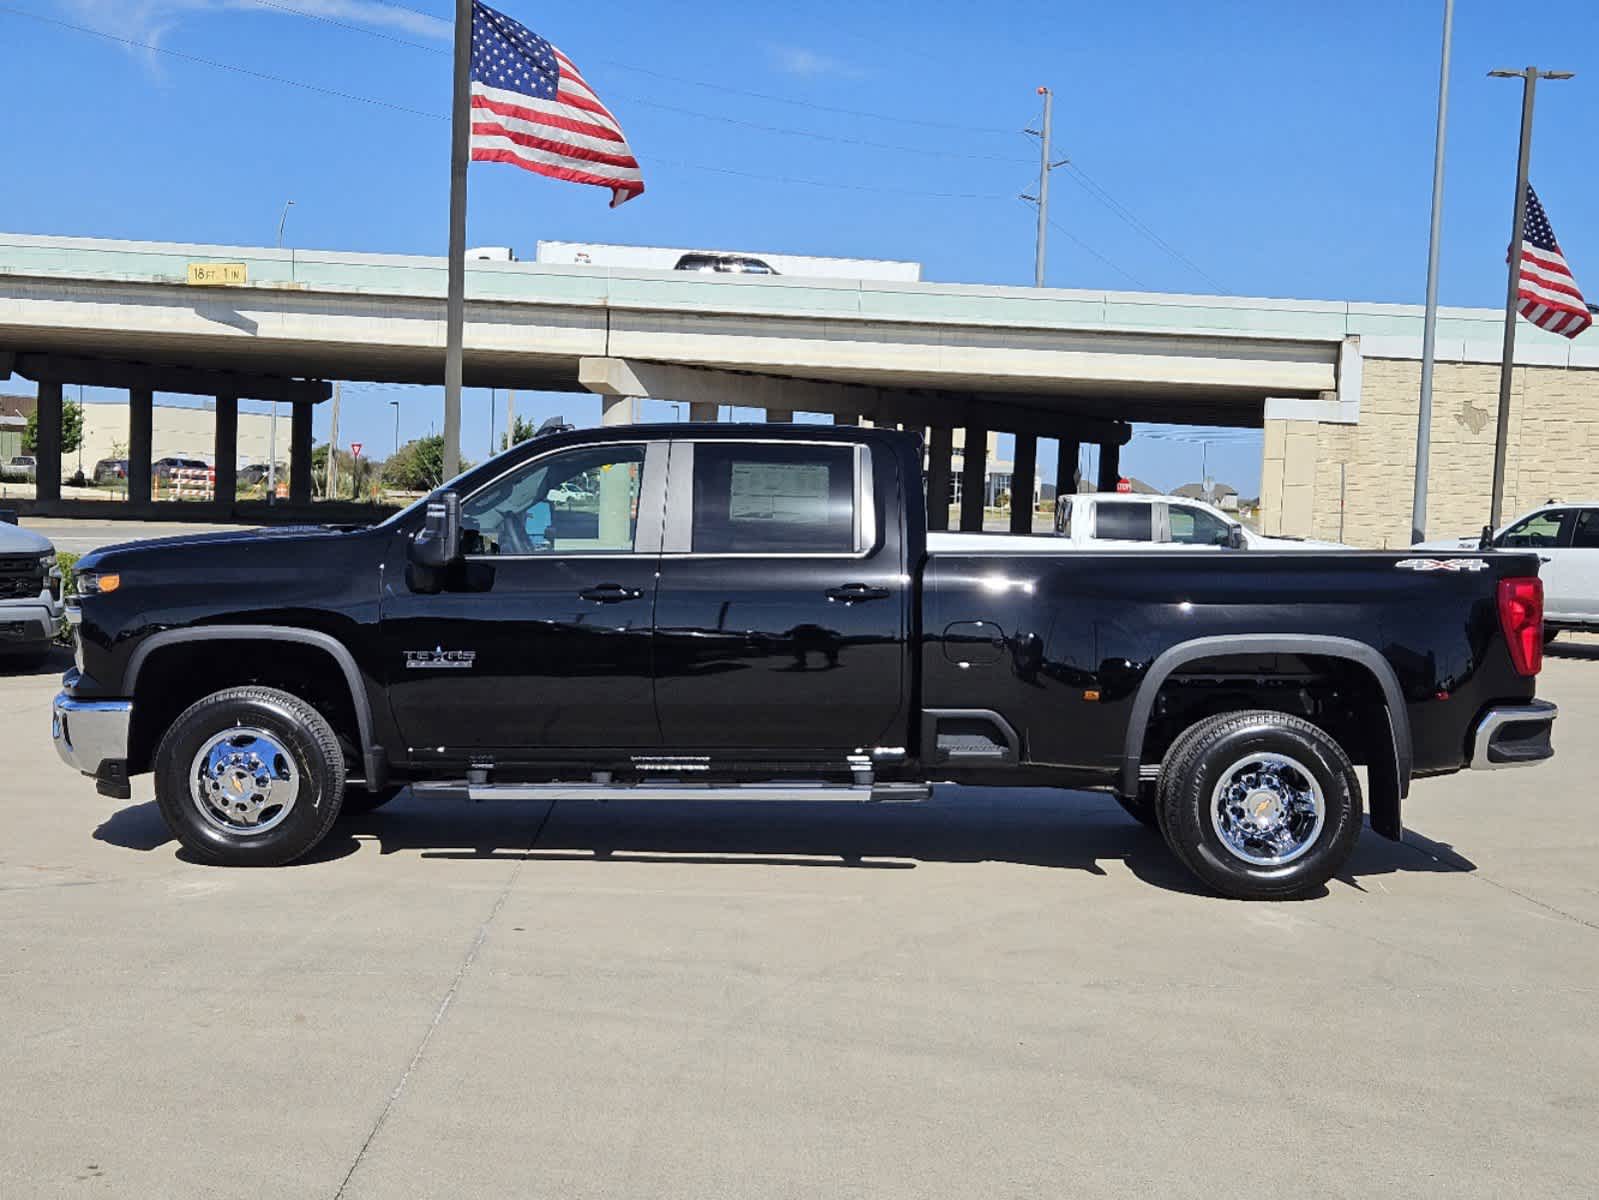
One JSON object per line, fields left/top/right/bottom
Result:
{"left": 1115, "top": 477, "right": 1132, "bottom": 493}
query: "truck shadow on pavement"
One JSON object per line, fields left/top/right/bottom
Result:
{"left": 0, "top": 646, "right": 73, "bottom": 677}
{"left": 94, "top": 785, "right": 1477, "bottom": 898}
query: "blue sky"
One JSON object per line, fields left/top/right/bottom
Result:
{"left": 3, "top": 0, "right": 1596, "bottom": 493}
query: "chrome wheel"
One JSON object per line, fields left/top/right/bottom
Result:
{"left": 189, "top": 727, "right": 300, "bottom": 836}
{"left": 1210, "top": 752, "right": 1326, "bottom": 867}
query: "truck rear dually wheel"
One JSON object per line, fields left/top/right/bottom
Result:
{"left": 1157, "top": 710, "right": 1363, "bottom": 900}
{"left": 153, "top": 686, "right": 346, "bottom": 866}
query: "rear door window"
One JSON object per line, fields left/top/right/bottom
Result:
{"left": 691, "top": 443, "right": 856, "bottom": 553}
{"left": 1570, "top": 510, "right": 1599, "bottom": 549}
{"left": 1094, "top": 502, "right": 1153, "bottom": 542}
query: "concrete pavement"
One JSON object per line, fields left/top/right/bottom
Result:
{"left": 2, "top": 646, "right": 1597, "bottom": 1198}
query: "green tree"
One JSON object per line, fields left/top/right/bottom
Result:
{"left": 23, "top": 402, "right": 84, "bottom": 456}
{"left": 500, "top": 415, "right": 538, "bottom": 452}
{"left": 381, "top": 435, "right": 462, "bottom": 492}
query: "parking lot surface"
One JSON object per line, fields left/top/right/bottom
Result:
{"left": 3, "top": 644, "right": 1598, "bottom": 1198}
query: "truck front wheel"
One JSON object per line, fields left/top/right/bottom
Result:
{"left": 1157, "top": 710, "right": 1363, "bottom": 900}
{"left": 153, "top": 686, "right": 346, "bottom": 866}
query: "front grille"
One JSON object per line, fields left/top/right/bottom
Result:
{"left": 0, "top": 556, "right": 45, "bottom": 600}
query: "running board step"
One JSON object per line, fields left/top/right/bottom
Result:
{"left": 410, "top": 782, "right": 932, "bottom": 804}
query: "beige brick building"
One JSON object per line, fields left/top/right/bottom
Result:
{"left": 1261, "top": 350, "right": 1599, "bottom": 549}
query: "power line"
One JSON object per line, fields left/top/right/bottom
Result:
{"left": 259, "top": 0, "right": 1031, "bottom": 163}
{"left": 656, "top": 157, "right": 1009, "bottom": 202}
{"left": 1061, "top": 161, "right": 1228, "bottom": 293}
{"left": 0, "top": 4, "right": 446, "bottom": 120}
{"left": 245, "top": 0, "right": 444, "bottom": 53}
{"left": 1029, "top": 204, "right": 1148, "bottom": 290}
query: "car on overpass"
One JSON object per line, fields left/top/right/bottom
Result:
{"left": 1416, "top": 501, "right": 1599, "bottom": 642}
{"left": 673, "top": 252, "right": 779, "bottom": 275}
{"left": 52, "top": 424, "right": 1555, "bottom": 900}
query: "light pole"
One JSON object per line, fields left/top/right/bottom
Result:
{"left": 389, "top": 400, "right": 401, "bottom": 458}
{"left": 276, "top": 200, "right": 295, "bottom": 249}
{"left": 1411, "top": 0, "right": 1454, "bottom": 545}
{"left": 1486, "top": 66, "right": 1574, "bottom": 530}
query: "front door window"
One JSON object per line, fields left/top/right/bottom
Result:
{"left": 461, "top": 444, "right": 645, "bottom": 556}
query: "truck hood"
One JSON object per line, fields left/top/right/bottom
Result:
{"left": 0, "top": 522, "right": 55, "bottom": 556}
{"left": 75, "top": 524, "right": 363, "bottom": 573}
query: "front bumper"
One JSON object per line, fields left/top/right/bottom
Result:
{"left": 1469, "top": 700, "right": 1558, "bottom": 770}
{"left": 0, "top": 602, "right": 58, "bottom": 651}
{"left": 52, "top": 692, "right": 133, "bottom": 778}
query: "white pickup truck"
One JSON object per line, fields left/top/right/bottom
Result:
{"left": 0, "top": 515, "right": 63, "bottom": 666}
{"left": 1046, "top": 493, "right": 1344, "bottom": 551}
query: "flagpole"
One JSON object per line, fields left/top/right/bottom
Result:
{"left": 1487, "top": 66, "right": 1571, "bottom": 530}
{"left": 1410, "top": 0, "right": 1453, "bottom": 545}
{"left": 442, "top": 0, "right": 473, "bottom": 483}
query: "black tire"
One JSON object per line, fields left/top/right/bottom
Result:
{"left": 153, "top": 686, "right": 346, "bottom": 866}
{"left": 1157, "top": 710, "right": 1363, "bottom": 900}
{"left": 1114, "top": 782, "right": 1161, "bottom": 830}
{"left": 1543, "top": 627, "right": 1560, "bottom": 647}
{"left": 340, "top": 784, "right": 406, "bottom": 816}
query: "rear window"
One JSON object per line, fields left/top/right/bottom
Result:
{"left": 1094, "top": 502, "right": 1153, "bottom": 542}
{"left": 692, "top": 443, "right": 856, "bottom": 553}
{"left": 1571, "top": 510, "right": 1599, "bottom": 549}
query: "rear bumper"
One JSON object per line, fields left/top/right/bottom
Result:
{"left": 1469, "top": 700, "right": 1557, "bottom": 770}
{"left": 52, "top": 693, "right": 133, "bottom": 778}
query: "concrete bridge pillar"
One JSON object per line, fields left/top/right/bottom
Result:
{"left": 766, "top": 409, "right": 794, "bottom": 423}
{"left": 959, "top": 420, "right": 987, "bottom": 532}
{"left": 926, "top": 426, "right": 954, "bottom": 532}
{"left": 289, "top": 401, "right": 313, "bottom": 505}
{"left": 1097, "top": 441, "right": 1122, "bottom": 492}
{"left": 34, "top": 380, "right": 62, "bottom": 506}
{"left": 213, "top": 394, "right": 237, "bottom": 512}
{"left": 688, "top": 402, "right": 717, "bottom": 421}
{"left": 1009, "top": 433, "right": 1037, "bottom": 535}
{"left": 127, "top": 388, "right": 152, "bottom": 509}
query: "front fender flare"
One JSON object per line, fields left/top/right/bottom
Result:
{"left": 125, "top": 625, "right": 382, "bottom": 781}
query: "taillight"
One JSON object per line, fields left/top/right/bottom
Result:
{"left": 1498, "top": 576, "right": 1544, "bottom": 676}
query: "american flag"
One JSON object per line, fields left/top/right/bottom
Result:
{"left": 468, "top": 1, "right": 644, "bottom": 206}
{"left": 1516, "top": 186, "right": 1589, "bottom": 339}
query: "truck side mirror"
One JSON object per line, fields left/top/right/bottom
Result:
{"left": 1478, "top": 525, "right": 1495, "bottom": 551}
{"left": 1224, "top": 525, "right": 1245, "bottom": 550}
{"left": 409, "top": 492, "right": 462, "bottom": 569}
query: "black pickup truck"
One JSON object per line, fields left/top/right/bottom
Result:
{"left": 52, "top": 424, "right": 1557, "bottom": 898}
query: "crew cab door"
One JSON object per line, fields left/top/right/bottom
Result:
{"left": 651, "top": 438, "right": 911, "bottom": 758}
{"left": 381, "top": 440, "right": 665, "bottom": 760}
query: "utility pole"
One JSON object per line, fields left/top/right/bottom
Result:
{"left": 327, "top": 381, "right": 342, "bottom": 500}
{"left": 389, "top": 400, "right": 400, "bottom": 460}
{"left": 1411, "top": 0, "right": 1454, "bottom": 545}
{"left": 1487, "top": 65, "right": 1574, "bottom": 530}
{"left": 1021, "top": 87, "right": 1066, "bottom": 287}
{"left": 488, "top": 388, "right": 497, "bottom": 458}
{"left": 267, "top": 403, "right": 278, "bottom": 504}
{"left": 505, "top": 389, "right": 516, "bottom": 451}
{"left": 441, "top": 0, "right": 473, "bottom": 483}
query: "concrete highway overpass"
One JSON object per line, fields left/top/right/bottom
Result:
{"left": 3, "top": 232, "right": 1597, "bottom": 543}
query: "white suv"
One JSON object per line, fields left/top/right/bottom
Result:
{"left": 1416, "top": 502, "right": 1599, "bottom": 640}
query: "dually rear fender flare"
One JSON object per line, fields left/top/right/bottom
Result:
{"left": 1119, "top": 634, "right": 1411, "bottom": 824}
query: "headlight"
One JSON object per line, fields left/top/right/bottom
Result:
{"left": 74, "top": 571, "right": 121, "bottom": 596}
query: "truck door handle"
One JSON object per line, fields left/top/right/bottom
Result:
{"left": 827, "top": 583, "right": 891, "bottom": 604}
{"left": 1540, "top": 556, "right": 1554, "bottom": 563}
{"left": 580, "top": 583, "right": 642, "bottom": 603}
